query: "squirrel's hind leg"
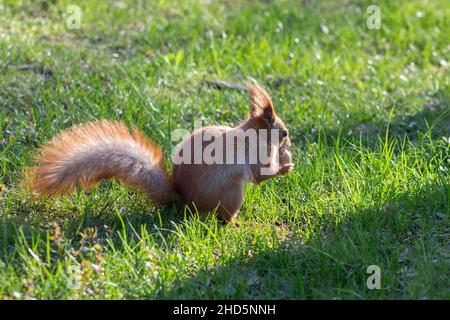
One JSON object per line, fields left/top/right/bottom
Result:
{"left": 216, "top": 182, "right": 245, "bottom": 223}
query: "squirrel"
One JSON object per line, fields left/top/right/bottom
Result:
{"left": 27, "top": 84, "right": 294, "bottom": 223}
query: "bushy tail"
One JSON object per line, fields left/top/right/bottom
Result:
{"left": 28, "top": 120, "right": 174, "bottom": 204}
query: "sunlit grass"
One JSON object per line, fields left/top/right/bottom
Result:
{"left": 0, "top": 0, "right": 448, "bottom": 299}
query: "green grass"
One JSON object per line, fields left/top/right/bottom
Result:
{"left": 0, "top": 0, "right": 449, "bottom": 299}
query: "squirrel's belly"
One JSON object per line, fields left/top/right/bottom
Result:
{"left": 172, "top": 163, "right": 245, "bottom": 217}
{"left": 172, "top": 163, "right": 218, "bottom": 211}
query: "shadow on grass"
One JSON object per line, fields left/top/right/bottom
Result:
{"left": 156, "top": 183, "right": 448, "bottom": 299}
{"left": 0, "top": 171, "right": 447, "bottom": 299}
{"left": 345, "top": 102, "right": 448, "bottom": 143}
{"left": 303, "top": 87, "right": 449, "bottom": 148}
{"left": 0, "top": 185, "right": 184, "bottom": 254}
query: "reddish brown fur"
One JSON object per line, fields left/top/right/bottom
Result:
{"left": 172, "top": 84, "right": 293, "bottom": 221}
{"left": 29, "top": 120, "right": 174, "bottom": 204}
{"left": 28, "top": 84, "right": 293, "bottom": 222}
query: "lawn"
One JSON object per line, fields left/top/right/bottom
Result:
{"left": 0, "top": 0, "right": 448, "bottom": 299}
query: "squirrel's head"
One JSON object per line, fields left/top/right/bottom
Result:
{"left": 246, "top": 84, "right": 291, "bottom": 150}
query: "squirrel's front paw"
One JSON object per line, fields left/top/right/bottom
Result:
{"left": 279, "top": 149, "right": 292, "bottom": 166}
{"left": 278, "top": 163, "right": 294, "bottom": 175}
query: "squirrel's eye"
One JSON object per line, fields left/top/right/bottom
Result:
{"left": 282, "top": 130, "right": 288, "bottom": 137}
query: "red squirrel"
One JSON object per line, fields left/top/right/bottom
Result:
{"left": 28, "top": 84, "right": 293, "bottom": 222}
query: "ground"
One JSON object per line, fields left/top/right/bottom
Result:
{"left": 0, "top": 0, "right": 448, "bottom": 299}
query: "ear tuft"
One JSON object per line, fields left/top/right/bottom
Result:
{"left": 246, "top": 83, "right": 275, "bottom": 124}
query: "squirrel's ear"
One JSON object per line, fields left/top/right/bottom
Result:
{"left": 247, "top": 83, "right": 276, "bottom": 126}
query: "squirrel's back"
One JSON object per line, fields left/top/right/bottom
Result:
{"left": 28, "top": 120, "right": 174, "bottom": 204}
